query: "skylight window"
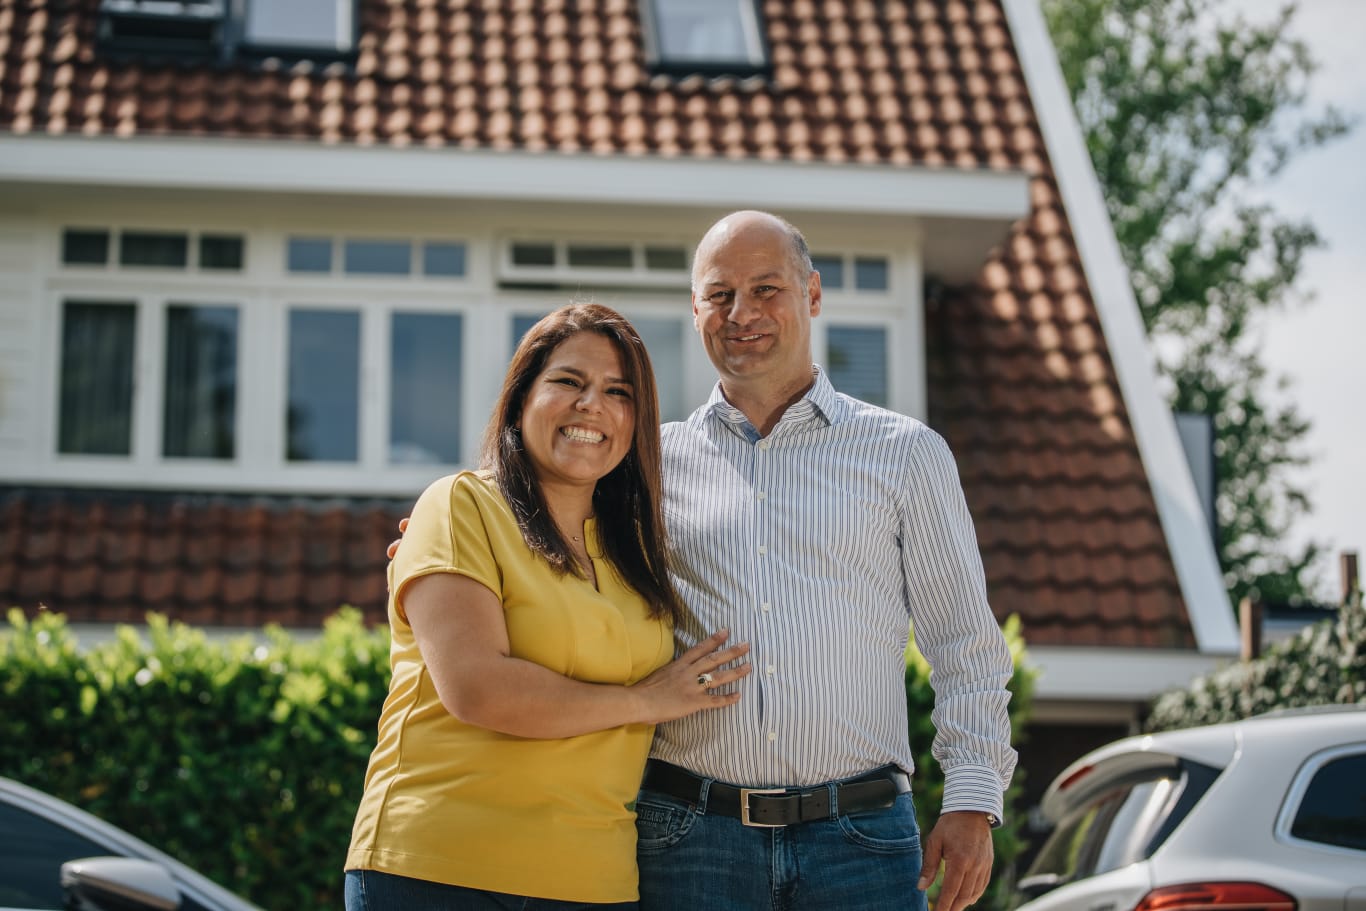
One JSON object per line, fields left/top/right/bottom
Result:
{"left": 641, "top": 0, "right": 769, "bottom": 76}
{"left": 245, "top": 0, "right": 355, "bottom": 56}
{"left": 97, "top": 0, "right": 355, "bottom": 61}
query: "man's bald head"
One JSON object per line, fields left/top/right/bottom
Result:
{"left": 691, "top": 210, "right": 813, "bottom": 293}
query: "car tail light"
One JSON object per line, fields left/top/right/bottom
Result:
{"left": 1132, "top": 883, "right": 1296, "bottom": 911}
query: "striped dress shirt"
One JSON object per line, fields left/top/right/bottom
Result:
{"left": 651, "top": 368, "right": 1017, "bottom": 820}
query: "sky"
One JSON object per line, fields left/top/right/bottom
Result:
{"left": 1242, "top": 0, "right": 1365, "bottom": 600}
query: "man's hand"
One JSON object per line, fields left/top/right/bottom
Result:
{"left": 386, "top": 517, "right": 409, "bottom": 560}
{"left": 918, "top": 810, "right": 994, "bottom": 911}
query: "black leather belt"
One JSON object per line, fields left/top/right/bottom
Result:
{"left": 642, "top": 759, "right": 909, "bottom": 828}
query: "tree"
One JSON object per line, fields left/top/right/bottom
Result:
{"left": 1043, "top": 0, "right": 1353, "bottom": 606}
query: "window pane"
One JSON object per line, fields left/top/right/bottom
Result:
{"left": 1291, "top": 753, "right": 1366, "bottom": 850}
{"left": 287, "top": 237, "right": 332, "bottom": 273}
{"left": 631, "top": 317, "right": 685, "bottom": 423}
{"left": 511, "top": 242, "right": 555, "bottom": 267}
{"left": 0, "top": 799, "right": 114, "bottom": 909}
{"left": 120, "top": 231, "right": 188, "bottom": 268}
{"left": 422, "top": 242, "right": 466, "bottom": 277}
{"left": 287, "top": 309, "right": 360, "bottom": 462}
{"left": 854, "top": 256, "right": 889, "bottom": 291}
{"left": 163, "top": 304, "right": 238, "bottom": 459}
{"left": 62, "top": 229, "right": 109, "bottom": 265}
{"left": 644, "top": 246, "right": 688, "bottom": 271}
{"left": 827, "top": 326, "right": 887, "bottom": 407}
{"left": 811, "top": 254, "right": 843, "bottom": 288}
{"left": 649, "top": 0, "right": 766, "bottom": 66}
{"left": 59, "top": 302, "right": 136, "bottom": 455}
{"left": 390, "top": 313, "right": 462, "bottom": 464}
{"left": 245, "top": 0, "right": 353, "bottom": 52}
{"left": 511, "top": 313, "right": 547, "bottom": 354}
{"left": 344, "top": 239, "right": 411, "bottom": 275}
{"left": 566, "top": 244, "right": 633, "bottom": 269}
{"left": 199, "top": 234, "right": 244, "bottom": 270}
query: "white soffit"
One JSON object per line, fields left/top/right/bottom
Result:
{"left": 0, "top": 133, "right": 1030, "bottom": 221}
{"left": 1027, "top": 646, "right": 1233, "bottom": 702}
{"left": 1001, "top": 0, "right": 1239, "bottom": 655}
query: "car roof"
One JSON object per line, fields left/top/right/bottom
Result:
{"left": 0, "top": 776, "right": 263, "bottom": 911}
{"left": 1040, "top": 705, "right": 1366, "bottom": 822}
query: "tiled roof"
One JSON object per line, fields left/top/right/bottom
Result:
{"left": 0, "top": 488, "right": 400, "bottom": 628}
{"left": 0, "top": 0, "right": 1194, "bottom": 649}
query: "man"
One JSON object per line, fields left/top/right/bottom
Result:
{"left": 632, "top": 210, "right": 1015, "bottom": 910}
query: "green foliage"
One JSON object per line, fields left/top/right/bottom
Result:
{"left": 907, "top": 615, "right": 1036, "bottom": 911}
{"left": 1043, "top": 0, "right": 1354, "bottom": 605}
{"left": 0, "top": 608, "right": 390, "bottom": 910}
{"left": 1146, "top": 594, "right": 1365, "bottom": 731}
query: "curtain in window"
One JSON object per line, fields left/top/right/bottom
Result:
{"left": 59, "top": 302, "right": 136, "bottom": 455}
{"left": 827, "top": 325, "right": 888, "bottom": 407}
{"left": 163, "top": 305, "right": 238, "bottom": 459}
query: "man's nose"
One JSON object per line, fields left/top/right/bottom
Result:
{"left": 728, "top": 292, "right": 762, "bottom": 324}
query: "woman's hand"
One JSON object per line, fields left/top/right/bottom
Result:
{"left": 631, "top": 630, "right": 751, "bottom": 724}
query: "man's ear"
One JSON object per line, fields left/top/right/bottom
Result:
{"left": 807, "top": 270, "right": 823, "bottom": 316}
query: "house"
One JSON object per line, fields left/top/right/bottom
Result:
{"left": 0, "top": 0, "right": 1240, "bottom": 821}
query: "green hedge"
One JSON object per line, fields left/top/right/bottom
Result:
{"left": 908, "top": 614, "right": 1035, "bottom": 911}
{"left": 2, "top": 608, "right": 1033, "bottom": 911}
{"left": 1146, "top": 595, "right": 1365, "bottom": 731}
{"left": 0, "top": 608, "right": 390, "bottom": 909}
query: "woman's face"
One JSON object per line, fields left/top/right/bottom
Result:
{"left": 519, "top": 331, "right": 636, "bottom": 496}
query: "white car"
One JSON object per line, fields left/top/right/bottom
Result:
{"left": 0, "top": 776, "right": 260, "bottom": 911}
{"left": 1013, "top": 705, "right": 1366, "bottom": 911}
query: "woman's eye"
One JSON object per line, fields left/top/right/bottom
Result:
{"left": 608, "top": 387, "right": 633, "bottom": 398}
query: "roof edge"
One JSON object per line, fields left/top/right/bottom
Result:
{"left": 1026, "top": 645, "right": 1233, "bottom": 701}
{"left": 0, "top": 133, "right": 1031, "bottom": 221}
{"left": 1000, "top": 0, "right": 1240, "bottom": 654}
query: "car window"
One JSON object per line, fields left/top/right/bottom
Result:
{"left": 1290, "top": 751, "right": 1366, "bottom": 851}
{"left": 1023, "top": 763, "right": 1208, "bottom": 888}
{"left": 0, "top": 799, "right": 112, "bottom": 909}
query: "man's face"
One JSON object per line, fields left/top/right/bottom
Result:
{"left": 691, "top": 218, "right": 822, "bottom": 395}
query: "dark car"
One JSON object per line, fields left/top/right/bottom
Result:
{"left": 0, "top": 776, "right": 260, "bottom": 911}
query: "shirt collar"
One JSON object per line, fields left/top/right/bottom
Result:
{"left": 702, "top": 365, "right": 849, "bottom": 437}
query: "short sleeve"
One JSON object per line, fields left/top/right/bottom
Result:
{"left": 390, "top": 473, "right": 504, "bottom": 624}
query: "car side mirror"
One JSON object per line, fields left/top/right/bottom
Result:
{"left": 60, "top": 856, "right": 181, "bottom": 911}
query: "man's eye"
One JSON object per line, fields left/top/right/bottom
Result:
{"left": 755, "top": 285, "right": 777, "bottom": 296}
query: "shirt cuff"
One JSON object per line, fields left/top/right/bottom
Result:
{"left": 941, "top": 765, "right": 1006, "bottom": 827}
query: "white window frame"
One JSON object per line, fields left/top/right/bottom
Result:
{"left": 37, "top": 224, "right": 481, "bottom": 494}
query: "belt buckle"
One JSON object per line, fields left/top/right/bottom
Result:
{"left": 739, "top": 787, "right": 787, "bottom": 827}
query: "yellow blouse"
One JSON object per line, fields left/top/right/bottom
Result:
{"left": 345, "top": 471, "right": 674, "bottom": 903}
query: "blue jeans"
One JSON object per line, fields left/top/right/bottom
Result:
{"left": 635, "top": 776, "right": 928, "bottom": 911}
{"left": 344, "top": 869, "right": 637, "bottom": 910}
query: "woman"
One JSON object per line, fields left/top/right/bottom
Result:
{"left": 344, "top": 303, "right": 749, "bottom": 909}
